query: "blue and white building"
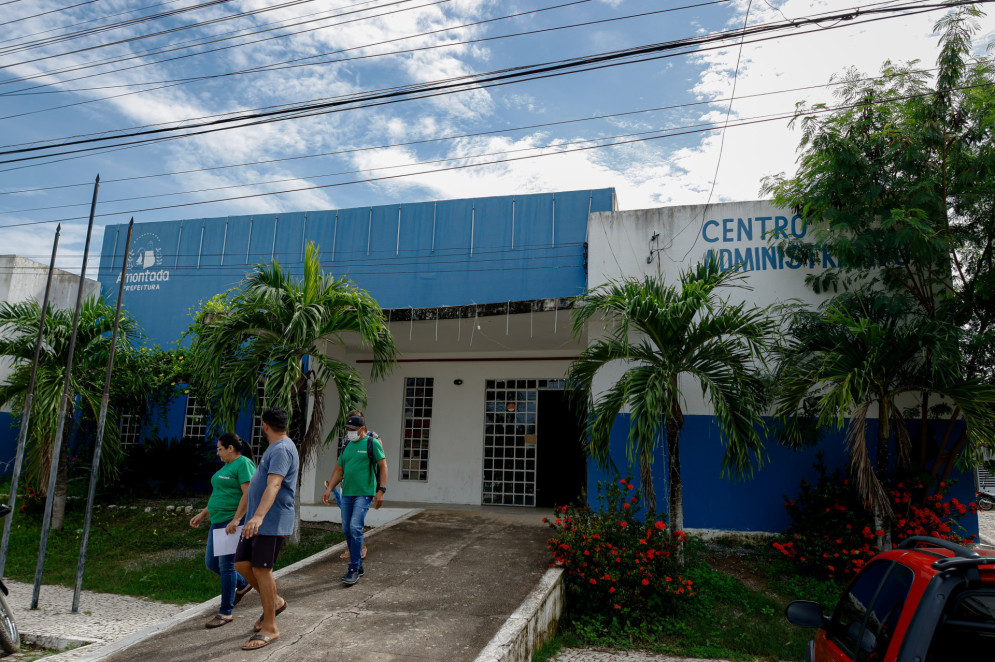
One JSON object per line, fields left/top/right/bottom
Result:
{"left": 78, "top": 188, "right": 978, "bottom": 534}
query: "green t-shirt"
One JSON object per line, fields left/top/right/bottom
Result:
{"left": 208, "top": 455, "right": 256, "bottom": 523}
{"left": 337, "top": 434, "right": 386, "bottom": 496}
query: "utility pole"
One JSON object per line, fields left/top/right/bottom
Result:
{"left": 72, "top": 218, "right": 133, "bottom": 612}
{"left": 31, "top": 176, "right": 99, "bottom": 610}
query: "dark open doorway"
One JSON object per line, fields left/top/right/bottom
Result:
{"left": 536, "top": 390, "right": 587, "bottom": 508}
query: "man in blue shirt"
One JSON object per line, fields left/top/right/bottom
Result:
{"left": 234, "top": 407, "right": 299, "bottom": 651}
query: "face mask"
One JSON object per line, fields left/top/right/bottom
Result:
{"left": 347, "top": 430, "right": 361, "bottom": 441}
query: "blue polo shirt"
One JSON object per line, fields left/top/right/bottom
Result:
{"left": 245, "top": 436, "right": 299, "bottom": 536}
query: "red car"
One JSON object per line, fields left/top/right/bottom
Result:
{"left": 785, "top": 536, "right": 995, "bottom": 662}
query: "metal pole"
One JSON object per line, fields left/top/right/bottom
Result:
{"left": 72, "top": 218, "right": 132, "bottom": 613}
{"left": 31, "top": 175, "right": 99, "bottom": 610}
{"left": 0, "top": 226, "right": 61, "bottom": 577}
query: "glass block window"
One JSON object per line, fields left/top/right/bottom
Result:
{"left": 118, "top": 413, "right": 141, "bottom": 448}
{"left": 183, "top": 393, "right": 208, "bottom": 440}
{"left": 482, "top": 379, "right": 566, "bottom": 506}
{"left": 400, "top": 377, "right": 433, "bottom": 481}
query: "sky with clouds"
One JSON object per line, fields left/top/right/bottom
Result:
{"left": 1, "top": 0, "right": 993, "bottom": 275}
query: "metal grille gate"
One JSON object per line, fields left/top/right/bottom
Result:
{"left": 482, "top": 378, "right": 566, "bottom": 506}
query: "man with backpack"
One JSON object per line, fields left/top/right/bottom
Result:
{"left": 321, "top": 413, "right": 387, "bottom": 585}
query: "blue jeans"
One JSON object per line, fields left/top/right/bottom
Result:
{"left": 205, "top": 521, "right": 248, "bottom": 615}
{"left": 340, "top": 495, "right": 373, "bottom": 571}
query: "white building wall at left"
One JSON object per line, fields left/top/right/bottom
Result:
{"left": 0, "top": 255, "right": 100, "bottom": 411}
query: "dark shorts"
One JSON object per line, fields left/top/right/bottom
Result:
{"left": 234, "top": 534, "right": 285, "bottom": 569}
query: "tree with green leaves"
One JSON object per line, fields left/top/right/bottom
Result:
{"left": 762, "top": 5, "right": 995, "bottom": 498}
{"left": 772, "top": 289, "right": 995, "bottom": 546}
{"left": 186, "top": 242, "right": 397, "bottom": 542}
{"left": 0, "top": 297, "right": 142, "bottom": 530}
{"left": 567, "top": 259, "right": 775, "bottom": 531}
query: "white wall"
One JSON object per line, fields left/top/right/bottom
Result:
{"left": 305, "top": 358, "right": 578, "bottom": 506}
{"left": 586, "top": 201, "right": 835, "bottom": 416}
{"left": 0, "top": 256, "right": 100, "bottom": 411}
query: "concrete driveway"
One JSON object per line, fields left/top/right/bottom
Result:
{"left": 89, "top": 509, "right": 552, "bottom": 662}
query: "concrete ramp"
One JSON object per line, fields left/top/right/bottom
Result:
{"left": 90, "top": 509, "right": 552, "bottom": 662}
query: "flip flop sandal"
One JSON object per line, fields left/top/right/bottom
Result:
{"left": 205, "top": 614, "right": 233, "bottom": 629}
{"left": 253, "top": 599, "right": 288, "bottom": 632}
{"left": 242, "top": 634, "right": 279, "bottom": 650}
{"left": 233, "top": 585, "right": 253, "bottom": 606}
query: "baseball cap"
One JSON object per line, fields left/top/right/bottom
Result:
{"left": 345, "top": 415, "right": 365, "bottom": 429}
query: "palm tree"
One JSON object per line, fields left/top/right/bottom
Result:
{"left": 187, "top": 242, "right": 397, "bottom": 542}
{"left": 0, "top": 297, "right": 141, "bottom": 530}
{"left": 568, "top": 259, "right": 775, "bottom": 531}
{"left": 773, "top": 289, "right": 995, "bottom": 547}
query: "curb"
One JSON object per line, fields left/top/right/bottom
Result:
{"left": 68, "top": 508, "right": 423, "bottom": 662}
{"left": 472, "top": 567, "right": 565, "bottom": 662}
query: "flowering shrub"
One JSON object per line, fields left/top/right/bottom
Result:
{"left": 544, "top": 477, "right": 695, "bottom": 620}
{"left": 18, "top": 485, "right": 43, "bottom": 515}
{"left": 774, "top": 456, "right": 976, "bottom": 580}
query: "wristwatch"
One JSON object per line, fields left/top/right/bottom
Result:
{"left": 376, "top": 486, "right": 387, "bottom": 494}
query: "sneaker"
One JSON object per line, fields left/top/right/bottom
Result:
{"left": 358, "top": 565, "right": 364, "bottom": 577}
{"left": 342, "top": 568, "right": 360, "bottom": 585}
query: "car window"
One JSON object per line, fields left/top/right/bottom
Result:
{"left": 861, "top": 563, "right": 914, "bottom": 661}
{"left": 926, "top": 589, "right": 995, "bottom": 662}
{"left": 828, "top": 561, "right": 914, "bottom": 661}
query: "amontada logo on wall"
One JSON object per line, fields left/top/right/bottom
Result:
{"left": 117, "top": 232, "right": 170, "bottom": 292}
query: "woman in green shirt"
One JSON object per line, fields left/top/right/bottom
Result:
{"left": 189, "top": 433, "right": 257, "bottom": 628}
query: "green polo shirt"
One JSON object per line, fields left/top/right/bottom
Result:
{"left": 337, "top": 434, "right": 386, "bottom": 496}
{"left": 207, "top": 455, "right": 256, "bottom": 523}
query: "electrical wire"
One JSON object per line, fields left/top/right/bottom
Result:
{"left": 0, "top": 65, "right": 948, "bottom": 197}
{"left": 0, "top": 1, "right": 732, "bottom": 123}
{"left": 2, "top": 78, "right": 991, "bottom": 231}
{"left": 0, "top": 1, "right": 961, "bottom": 161}
{"left": 0, "top": 0, "right": 101, "bottom": 30}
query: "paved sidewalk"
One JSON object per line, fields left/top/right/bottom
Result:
{"left": 86, "top": 509, "right": 550, "bottom": 661}
{"left": 5, "top": 580, "right": 194, "bottom": 660}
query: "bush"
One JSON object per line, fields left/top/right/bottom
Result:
{"left": 774, "top": 455, "right": 976, "bottom": 580}
{"left": 545, "top": 477, "right": 695, "bottom": 621}
{"left": 114, "top": 436, "right": 219, "bottom": 497}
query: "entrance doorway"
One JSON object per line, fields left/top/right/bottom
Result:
{"left": 535, "top": 390, "right": 586, "bottom": 508}
{"left": 481, "top": 379, "right": 586, "bottom": 507}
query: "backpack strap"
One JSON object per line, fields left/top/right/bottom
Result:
{"left": 367, "top": 433, "right": 380, "bottom": 488}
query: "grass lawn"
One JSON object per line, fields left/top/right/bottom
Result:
{"left": 4, "top": 498, "right": 344, "bottom": 604}
{"left": 536, "top": 538, "right": 844, "bottom": 662}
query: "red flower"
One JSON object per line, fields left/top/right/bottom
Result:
{"left": 641, "top": 578, "right": 649, "bottom": 586}
{"left": 655, "top": 521, "right": 665, "bottom": 530}
{"left": 619, "top": 521, "right": 627, "bottom": 527}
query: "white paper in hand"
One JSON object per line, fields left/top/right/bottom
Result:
{"left": 213, "top": 525, "right": 243, "bottom": 556}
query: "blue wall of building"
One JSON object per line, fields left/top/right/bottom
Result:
{"left": 588, "top": 413, "right": 980, "bottom": 537}
{"left": 97, "top": 189, "right": 616, "bottom": 346}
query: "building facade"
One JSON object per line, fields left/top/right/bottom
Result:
{"left": 86, "top": 190, "right": 977, "bottom": 534}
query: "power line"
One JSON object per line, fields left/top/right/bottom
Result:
{"left": 0, "top": 0, "right": 323, "bottom": 58}
{"left": 0, "top": 66, "right": 947, "bottom": 197}
{"left": 0, "top": 1, "right": 737, "bottom": 125}
{"left": 0, "top": 1, "right": 960, "bottom": 162}
{"left": 3, "top": 78, "right": 991, "bottom": 231}
{"left": 0, "top": 106, "right": 878, "bottom": 215}
{"left": 0, "top": 0, "right": 447, "bottom": 85}
{"left": 0, "top": 0, "right": 190, "bottom": 49}
{"left": 0, "top": 0, "right": 101, "bottom": 30}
